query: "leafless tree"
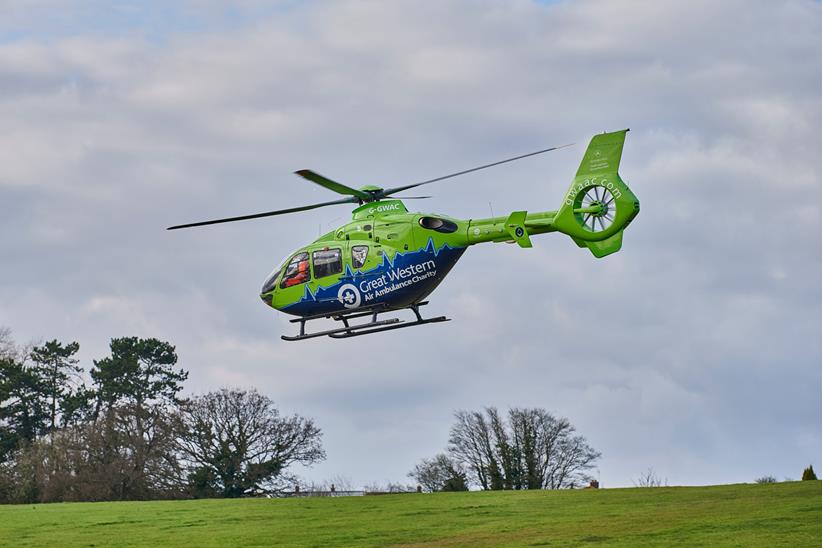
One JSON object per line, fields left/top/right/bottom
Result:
{"left": 176, "top": 388, "right": 325, "bottom": 497}
{"left": 448, "top": 407, "right": 600, "bottom": 490}
{"left": 408, "top": 453, "right": 468, "bottom": 492}
{"left": 363, "top": 481, "right": 417, "bottom": 493}
{"left": 0, "top": 409, "right": 184, "bottom": 504}
{"left": 0, "top": 328, "right": 36, "bottom": 363}
{"left": 0, "top": 327, "right": 13, "bottom": 359}
{"left": 301, "top": 474, "right": 355, "bottom": 494}
{"left": 633, "top": 467, "right": 667, "bottom": 488}
{"left": 448, "top": 410, "right": 502, "bottom": 490}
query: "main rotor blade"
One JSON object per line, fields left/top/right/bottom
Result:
{"left": 295, "top": 169, "right": 370, "bottom": 200}
{"left": 380, "top": 143, "right": 573, "bottom": 197}
{"left": 167, "top": 197, "right": 358, "bottom": 230}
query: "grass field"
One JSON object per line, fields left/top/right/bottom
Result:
{"left": 1, "top": 481, "right": 820, "bottom": 546}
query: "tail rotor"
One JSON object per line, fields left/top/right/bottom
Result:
{"left": 552, "top": 129, "right": 640, "bottom": 257}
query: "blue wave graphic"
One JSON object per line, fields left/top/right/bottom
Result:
{"left": 283, "top": 237, "right": 465, "bottom": 316}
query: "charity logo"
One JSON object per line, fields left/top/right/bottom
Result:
{"left": 337, "top": 284, "right": 361, "bottom": 309}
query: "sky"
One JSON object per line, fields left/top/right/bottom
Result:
{"left": 1, "top": 0, "right": 820, "bottom": 489}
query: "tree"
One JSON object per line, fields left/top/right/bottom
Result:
{"left": 802, "top": 465, "right": 817, "bottom": 481}
{"left": 634, "top": 467, "right": 666, "bottom": 487}
{"left": 176, "top": 388, "right": 324, "bottom": 497}
{"left": 59, "top": 385, "right": 95, "bottom": 428}
{"left": 88, "top": 337, "right": 189, "bottom": 499}
{"left": 29, "top": 340, "right": 81, "bottom": 432}
{"left": 755, "top": 475, "right": 777, "bottom": 484}
{"left": 91, "top": 337, "right": 187, "bottom": 414}
{"left": 448, "top": 410, "right": 503, "bottom": 490}
{"left": 301, "top": 475, "right": 355, "bottom": 495}
{"left": 0, "top": 412, "right": 185, "bottom": 504}
{"left": 1, "top": 337, "right": 88, "bottom": 464}
{"left": 0, "top": 356, "right": 50, "bottom": 462}
{"left": 363, "top": 481, "right": 417, "bottom": 493}
{"left": 448, "top": 407, "right": 600, "bottom": 490}
{"left": 0, "top": 327, "right": 14, "bottom": 359}
{"left": 408, "top": 453, "right": 469, "bottom": 492}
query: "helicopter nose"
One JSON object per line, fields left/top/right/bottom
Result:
{"left": 260, "top": 291, "right": 275, "bottom": 308}
{"left": 260, "top": 270, "right": 280, "bottom": 308}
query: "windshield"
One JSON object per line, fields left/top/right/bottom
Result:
{"left": 261, "top": 255, "right": 292, "bottom": 293}
{"left": 261, "top": 264, "right": 284, "bottom": 293}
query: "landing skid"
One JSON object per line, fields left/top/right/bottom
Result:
{"left": 281, "top": 301, "right": 450, "bottom": 341}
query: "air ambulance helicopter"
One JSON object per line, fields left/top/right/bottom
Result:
{"left": 168, "top": 129, "right": 639, "bottom": 341}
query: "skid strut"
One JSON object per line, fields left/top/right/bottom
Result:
{"left": 281, "top": 301, "right": 449, "bottom": 341}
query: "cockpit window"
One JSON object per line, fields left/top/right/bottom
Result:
{"left": 280, "top": 252, "right": 311, "bottom": 288}
{"left": 419, "top": 216, "right": 458, "bottom": 233}
{"left": 261, "top": 266, "right": 283, "bottom": 294}
{"left": 312, "top": 248, "right": 342, "bottom": 278}
{"left": 352, "top": 245, "right": 369, "bottom": 269}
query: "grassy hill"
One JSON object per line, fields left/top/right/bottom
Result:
{"left": 1, "top": 481, "right": 820, "bottom": 546}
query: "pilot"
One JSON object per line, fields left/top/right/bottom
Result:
{"left": 284, "top": 257, "right": 309, "bottom": 287}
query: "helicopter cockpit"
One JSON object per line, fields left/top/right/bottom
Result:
{"left": 261, "top": 245, "right": 355, "bottom": 298}
{"left": 261, "top": 252, "right": 308, "bottom": 295}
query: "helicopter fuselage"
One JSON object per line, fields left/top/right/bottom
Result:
{"left": 259, "top": 199, "right": 559, "bottom": 317}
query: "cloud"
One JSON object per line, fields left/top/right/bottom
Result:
{"left": 1, "top": 0, "right": 820, "bottom": 488}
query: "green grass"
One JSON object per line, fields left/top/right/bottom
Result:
{"left": 1, "top": 482, "right": 820, "bottom": 547}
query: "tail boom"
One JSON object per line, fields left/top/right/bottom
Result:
{"left": 461, "top": 129, "right": 638, "bottom": 258}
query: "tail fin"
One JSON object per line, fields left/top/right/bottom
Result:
{"left": 553, "top": 129, "right": 639, "bottom": 258}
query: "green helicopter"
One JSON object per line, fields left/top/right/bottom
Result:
{"left": 169, "top": 129, "right": 639, "bottom": 341}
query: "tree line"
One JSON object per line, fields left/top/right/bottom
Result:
{"left": 2, "top": 326, "right": 603, "bottom": 503}
{"left": 0, "top": 328, "right": 323, "bottom": 503}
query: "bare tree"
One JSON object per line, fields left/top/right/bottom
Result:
{"left": 448, "top": 410, "right": 502, "bottom": 490}
{"left": 363, "top": 481, "right": 417, "bottom": 493}
{"left": 322, "top": 474, "right": 355, "bottom": 492}
{"left": 176, "top": 388, "right": 325, "bottom": 497}
{"left": 633, "top": 467, "right": 667, "bottom": 488}
{"left": 0, "top": 327, "right": 13, "bottom": 359}
{"left": 449, "top": 407, "right": 600, "bottom": 490}
{"left": 302, "top": 474, "right": 355, "bottom": 494}
{"left": 408, "top": 453, "right": 468, "bottom": 492}
{"left": 0, "top": 411, "right": 185, "bottom": 504}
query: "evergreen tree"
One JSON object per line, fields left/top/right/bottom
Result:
{"left": 89, "top": 337, "right": 188, "bottom": 499}
{"left": 91, "top": 337, "right": 187, "bottom": 413}
{"left": 29, "top": 340, "right": 81, "bottom": 432}
{"left": 0, "top": 356, "right": 50, "bottom": 462}
{"left": 802, "top": 465, "right": 817, "bottom": 481}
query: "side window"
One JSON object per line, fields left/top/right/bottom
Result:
{"left": 312, "top": 248, "right": 342, "bottom": 278}
{"left": 280, "top": 252, "right": 310, "bottom": 288}
{"left": 352, "top": 245, "right": 369, "bottom": 269}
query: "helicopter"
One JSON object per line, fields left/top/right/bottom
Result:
{"left": 168, "top": 129, "right": 639, "bottom": 341}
